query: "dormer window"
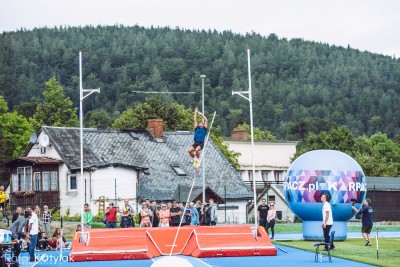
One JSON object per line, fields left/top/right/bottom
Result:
{"left": 171, "top": 164, "right": 186, "bottom": 176}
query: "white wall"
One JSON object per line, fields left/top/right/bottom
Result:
{"left": 216, "top": 200, "right": 248, "bottom": 224}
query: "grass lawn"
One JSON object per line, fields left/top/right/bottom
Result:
{"left": 274, "top": 223, "right": 400, "bottom": 233}
{"left": 275, "top": 237, "right": 400, "bottom": 267}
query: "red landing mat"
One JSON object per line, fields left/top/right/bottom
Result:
{"left": 69, "top": 225, "right": 277, "bottom": 262}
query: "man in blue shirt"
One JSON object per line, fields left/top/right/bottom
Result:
{"left": 352, "top": 198, "right": 374, "bottom": 246}
{"left": 188, "top": 107, "right": 208, "bottom": 167}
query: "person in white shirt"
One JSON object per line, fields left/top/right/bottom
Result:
{"left": 321, "top": 193, "right": 334, "bottom": 250}
{"left": 28, "top": 205, "right": 40, "bottom": 262}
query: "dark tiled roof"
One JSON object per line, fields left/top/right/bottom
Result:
{"left": 3, "top": 157, "right": 62, "bottom": 166}
{"left": 366, "top": 177, "right": 400, "bottom": 190}
{"left": 41, "top": 126, "right": 252, "bottom": 201}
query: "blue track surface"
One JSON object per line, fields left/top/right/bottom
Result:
{"left": 15, "top": 244, "right": 376, "bottom": 267}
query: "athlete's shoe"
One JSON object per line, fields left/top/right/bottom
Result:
{"left": 193, "top": 158, "right": 197, "bottom": 167}
{"left": 195, "top": 158, "right": 200, "bottom": 167}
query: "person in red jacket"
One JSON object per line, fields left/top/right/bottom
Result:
{"left": 105, "top": 202, "right": 117, "bottom": 228}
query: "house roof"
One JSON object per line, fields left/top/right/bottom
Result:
{"left": 3, "top": 157, "right": 62, "bottom": 166}
{"left": 40, "top": 126, "right": 252, "bottom": 201}
{"left": 366, "top": 177, "right": 400, "bottom": 190}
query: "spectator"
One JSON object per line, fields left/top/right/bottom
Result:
{"left": 170, "top": 200, "right": 182, "bottom": 227}
{"left": 42, "top": 205, "right": 52, "bottom": 237}
{"left": 36, "top": 232, "right": 50, "bottom": 251}
{"left": 151, "top": 201, "right": 159, "bottom": 227}
{"left": 8, "top": 206, "right": 25, "bottom": 261}
{"left": 75, "top": 225, "right": 81, "bottom": 232}
{"left": 53, "top": 228, "right": 69, "bottom": 248}
{"left": 56, "top": 234, "right": 69, "bottom": 249}
{"left": 28, "top": 205, "right": 40, "bottom": 262}
{"left": 48, "top": 237, "right": 57, "bottom": 250}
{"left": 146, "top": 199, "right": 154, "bottom": 225}
{"left": 139, "top": 202, "right": 153, "bottom": 227}
{"left": 200, "top": 203, "right": 210, "bottom": 225}
{"left": 11, "top": 207, "right": 19, "bottom": 223}
{"left": 120, "top": 199, "right": 134, "bottom": 228}
{"left": 257, "top": 198, "right": 269, "bottom": 230}
{"left": 83, "top": 203, "right": 93, "bottom": 228}
{"left": 185, "top": 202, "right": 198, "bottom": 226}
{"left": 159, "top": 203, "right": 170, "bottom": 227}
{"left": 266, "top": 202, "right": 277, "bottom": 239}
{"left": 167, "top": 202, "right": 172, "bottom": 210}
{"left": 105, "top": 202, "right": 117, "bottom": 228}
{"left": 195, "top": 201, "right": 202, "bottom": 225}
{"left": 208, "top": 199, "right": 217, "bottom": 226}
{"left": 0, "top": 185, "right": 9, "bottom": 212}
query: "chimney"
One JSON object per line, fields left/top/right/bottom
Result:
{"left": 147, "top": 119, "right": 163, "bottom": 138}
{"left": 231, "top": 130, "right": 248, "bottom": 141}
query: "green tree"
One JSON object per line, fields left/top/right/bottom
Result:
{"left": 33, "top": 77, "right": 79, "bottom": 128}
{"left": 112, "top": 95, "right": 192, "bottom": 130}
{"left": 0, "top": 96, "right": 34, "bottom": 158}
{"left": 211, "top": 126, "right": 241, "bottom": 171}
{"left": 234, "top": 123, "right": 276, "bottom": 140}
{"left": 84, "top": 109, "right": 114, "bottom": 129}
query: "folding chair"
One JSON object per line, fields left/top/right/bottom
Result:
{"left": 314, "top": 231, "right": 335, "bottom": 263}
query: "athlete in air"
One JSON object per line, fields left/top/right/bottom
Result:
{"left": 188, "top": 107, "right": 208, "bottom": 169}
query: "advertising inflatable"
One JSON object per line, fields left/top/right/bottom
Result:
{"left": 284, "top": 150, "right": 367, "bottom": 240}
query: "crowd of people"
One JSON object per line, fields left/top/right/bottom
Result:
{"left": 101, "top": 198, "right": 218, "bottom": 228}
{"left": 6, "top": 204, "right": 69, "bottom": 263}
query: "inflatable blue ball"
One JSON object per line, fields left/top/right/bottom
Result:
{"left": 284, "top": 150, "right": 367, "bottom": 240}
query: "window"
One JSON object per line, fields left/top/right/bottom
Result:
{"left": 50, "top": 171, "right": 58, "bottom": 191}
{"left": 268, "top": 195, "right": 276, "bottom": 203}
{"left": 274, "top": 171, "right": 283, "bottom": 182}
{"left": 248, "top": 171, "right": 253, "bottom": 181}
{"left": 17, "top": 167, "right": 32, "bottom": 191}
{"left": 68, "top": 174, "right": 77, "bottom": 191}
{"left": 171, "top": 165, "right": 186, "bottom": 176}
{"left": 34, "top": 172, "right": 41, "bottom": 191}
{"left": 261, "top": 172, "right": 269, "bottom": 182}
{"left": 12, "top": 174, "right": 18, "bottom": 192}
{"left": 42, "top": 172, "right": 50, "bottom": 191}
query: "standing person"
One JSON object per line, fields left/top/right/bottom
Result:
{"left": 139, "top": 202, "right": 153, "bottom": 227}
{"left": 28, "top": 206, "right": 40, "bottom": 262}
{"left": 170, "top": 200, "right": 183, "bottom": 227}
{"left": 83, "top": 203, "right": 93, "bottom": 228}
{"left": 352, "top": 198, "right": 374, "bottom": 246}
{"left": 11, "top": 207, "right": 19, "bottom": 223}
{"left": 42, "top": 205, "right": 52, "bottom": 237}
{"left": 146, "top": 199, "right": 154, "bottom": 225}
{"left": 120, "top": 199, "right": 133, "bottom": 228}
{"left": 159, "top": 203, "right": 170, "bottom": 227}
{"left": 151, "top": 201, "right": 159, "bottom": 227}
{"left": 257, "top": 198, "right": 269, "bottom": 230}
{"left": 105, "top": 202, "right": 117, "bottom": 228}
{"left": 188, "top": 107, "right": 208, "bottom": 167}
{"left": 0, "top": 185, "right": 9, "bottom": 212}
{"left": 208, "top": 199, "right": 218, "bottom": 226}
{"left": 266, "top": 202, "right": 277, "bottom": 239}
{"left": 8, "top": 206, "right": 25, "bottom": 262}
{"left": 186, "top": 202, "right": 199, "bottom": 226}
{"left": 321, "top": 193, "right": 334, "bottom": 250}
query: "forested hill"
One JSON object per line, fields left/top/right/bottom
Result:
{"left": 1, "top": 25, "right": 400, "bottom": 139}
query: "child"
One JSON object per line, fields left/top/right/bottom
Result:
{"left": 56, "top": 234, "right": 69, "bottom": 249}
{"left": 36, "top": 232, "right": 49, "bottom": 251}
{"left": 21, "top": 237, "right": 30, "bottom": 252}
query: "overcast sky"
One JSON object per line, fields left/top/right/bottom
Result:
{"left": 1, "top": 0, "right": 399, "bottom": 57}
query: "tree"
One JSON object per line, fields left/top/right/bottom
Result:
{"left": 0, "top": 96, "right": 34, "bottom": 158}
{"left": 211, "top": 126, "right": 241, "bottom": 171}
{"left": 33, "top": 77, "right": 79, "bottom": 128}
{"left": 112, "top": 95, "right": 192, "bottom": 130}
{"left": 234, "top": 123, "right": 276, "bottom": 141}
{"left": 84, "top": 109, "right": 114, "bottom": 129}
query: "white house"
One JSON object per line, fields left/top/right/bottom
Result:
{"left": 224, "top": 130, "right": 298, "bottom": 222}
{"left": 4, "top": 121, "right": 252, "bottom": 223}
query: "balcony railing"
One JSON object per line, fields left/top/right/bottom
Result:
{"left": 244, "top": 180, "right": 283, "bottom": 192}
{"left": 11, "top": 191, "right": 60, "bottom": 210}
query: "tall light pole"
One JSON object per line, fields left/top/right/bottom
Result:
{"left": 232, "top": 48, "right": 257, "bottom": 238}
{"left": 200, "top": 74, "right": 206, "bottom": 204}
{"left": 79, "top": 50, "right": 100, "bottom": 238}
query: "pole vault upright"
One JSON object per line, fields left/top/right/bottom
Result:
{"left": 232, "top": 48, "right": 258, "bottom": 238}
{"left": 79, "top": 50, "right": 100, "bottom": 239}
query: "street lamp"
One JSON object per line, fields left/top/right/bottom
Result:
{"left": 200, "top": 74, "right": 206, "bottom": 204}
{"left": 79, "top": 50, "right": 100, "bottom": 239}
{"left": 232, "top": 48, "right": 257, "bottom": 238}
